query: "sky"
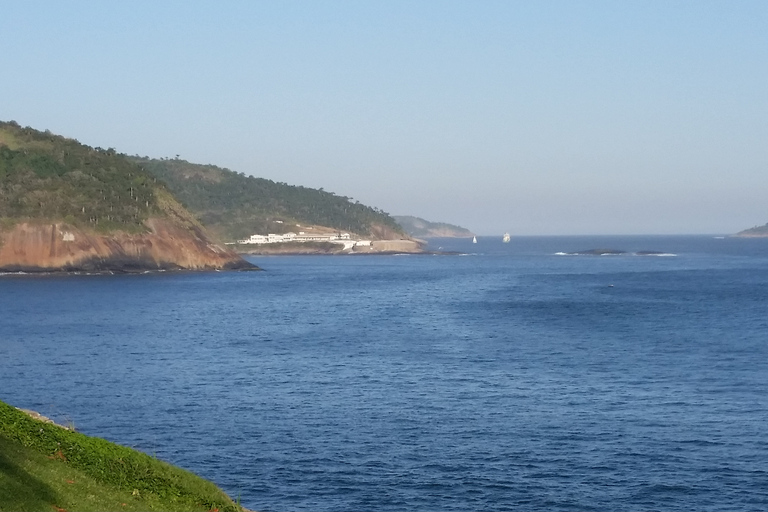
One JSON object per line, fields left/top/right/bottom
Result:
{"left": 1, "top": 1, "right": 766, "bottom": 235}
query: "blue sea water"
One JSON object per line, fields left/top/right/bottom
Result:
{"left": 1, "top": 235, "right": 767, "bottom": 511}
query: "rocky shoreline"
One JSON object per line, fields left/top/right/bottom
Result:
{"left": 15, "top": 408, "right": 74, "bottom": 430}
{"left": 236, "top": 239, "right": 426, "bottom": 256}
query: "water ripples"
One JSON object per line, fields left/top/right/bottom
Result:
{"left": 2, "top": 240, "right": 768, "bottom": 510}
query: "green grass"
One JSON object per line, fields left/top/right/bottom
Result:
{"left": 0, "top": 400, "right": 243, "bottom": 512}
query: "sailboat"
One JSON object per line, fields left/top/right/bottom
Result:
{"left": 472, "top": 236, "right": 477, "bottom": 244}
{"left": 502, "top": 232, "right": 511, "bottom": 243}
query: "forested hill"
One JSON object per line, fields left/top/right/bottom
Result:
{"left": 0, "top": 121, "right": 251, "bottom": 272}
{"left": 0, "top": 121, "right": 164, "bottom": 232}
{"left": 130, "top": 157, "right": 406, "bottom": 242}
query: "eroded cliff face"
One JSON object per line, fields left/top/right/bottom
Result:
{"left": 0, "top": 219, "right": 256, "bottom": 272}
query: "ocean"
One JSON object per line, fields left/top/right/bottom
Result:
{"left": 1, "top": 235, "right": 767, "bottom": 511}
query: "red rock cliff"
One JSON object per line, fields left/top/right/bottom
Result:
{"left": 0, "top": 219, "right": 256, "bottom": 272}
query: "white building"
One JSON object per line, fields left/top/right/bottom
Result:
{"left": 237, "top": 232, "right": 351, "bottom": 244}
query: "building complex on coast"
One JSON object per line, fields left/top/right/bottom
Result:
{"left": 233, "top": 231, "right": 371, "bottom": 250}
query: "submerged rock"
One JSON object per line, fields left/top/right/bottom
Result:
{"left": 569, "top": 248, "right": 626, "bottom": 255}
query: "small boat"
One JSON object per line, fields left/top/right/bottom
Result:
{"left": 472, "top": 236, "right": 477, "bottom": 244}
{"left": 502, "top": 232, "right": 511, "bottom": 243}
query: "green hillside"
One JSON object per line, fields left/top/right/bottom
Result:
{"left": 130, "top": 157, "right": 405, "bottom": 242}
{"left": 0, "top": 121, "right": 167, "bottom": 233}
{"left": 0, "top": 120, "right": 406, "bottom": 243}
{"left": 0, "top": 399, "right": 241, "bottom": 512}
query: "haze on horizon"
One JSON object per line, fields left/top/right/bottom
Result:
{"left": 2, "top": 1, "right": 766, "bottom": 236}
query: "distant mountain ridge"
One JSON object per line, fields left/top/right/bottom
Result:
{"left": 394, "top": 215, "right": 474, "bottom": 238}
{"left": 131, "top": 157, "right": 407, "bottom": 242}
{"left": 733, "top": 223, "right": 768, "bottom": 237}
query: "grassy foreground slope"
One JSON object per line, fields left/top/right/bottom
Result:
{"left": 0, "top": 400, "right": 242, "bottom": 512}
{"left": 131, "top": 157, "right": 406, "bottom": 242}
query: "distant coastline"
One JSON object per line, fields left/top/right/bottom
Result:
{"left": 393, "top": 215, "right": 474, "bottom": 239}
{"left": 732, "top": 222, "right": 768, "bottom": 237}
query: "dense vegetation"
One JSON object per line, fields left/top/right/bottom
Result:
{"left": 0, "top": 120, "right": 406, "bottom": 242}
{"left": 0, "top": 399, "right": 241, "bottom": 512}
{"left": 131, "top": 157, "right": 405, "bottom": 241}
{"left": 0, "top": 121, "right": 166, "bottom": 233}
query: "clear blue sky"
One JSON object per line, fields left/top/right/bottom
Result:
{"left": 2, "top": 1, "right": 766, "bottom": 235}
